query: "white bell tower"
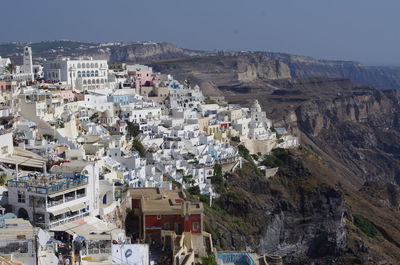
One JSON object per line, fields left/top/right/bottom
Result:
{"left": 21, "top": 46, "right": 33, "bottom": 79}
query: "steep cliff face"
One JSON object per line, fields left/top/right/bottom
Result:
{"left": 285, "top": 89, "right": 400, "bottom": 186}
{"left": 204, "top": 150, "right": 347, "bottom": 264}
{"left": 150, "top": 55, "right": 291, "bottom": 95}
{"left": 108, "top": 42, "right": 209, "bottom": 62}
{"left": 260, "top": 52, "right": 400, "bottom": 90}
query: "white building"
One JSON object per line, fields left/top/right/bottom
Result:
{"left": 20, "top": 46, "right": 33, "bottom": 80}
{"left": 7, "top": 161, "right": 114, "bottom": 229}
{"left": 43, "top": 58, "right": 109, "bottom": 90}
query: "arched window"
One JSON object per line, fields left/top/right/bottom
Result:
{"left": 18, "top": 208, "right": 29, "bottom": 220}
{"left": 82, "top": 71, "right": 86, "bottom": 77}
{"left": 96, "top": 79, "right": 100, "bottom": 84}
{"left": 88, "top": 79, "right": 92, "bottom": 85}
{"left": 77, "top": 71, "right": 81, "bottom": 77}
{"left": 91, "top": 63, "right": 94, "bottom": 68}
{"left": 95, "top": 70, "right": 99, "bottom": 77}
{"left": 91, "top": 70, "right": 94, "bottom": 77}
{"left": 83, "top": 80, "right": 87, "bottom": 85}
{"left": 92, "top": 79, "right": 95, "bottom": 85}
{"left": 95, "top": 63, "right": 98, "bottom": 68}
{"left": 77, "top": 63, "right": 81, "bottom": 68}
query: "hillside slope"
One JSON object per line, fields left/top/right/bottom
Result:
{"left": 198, "top": 149, "right": 400, "bottom": 264}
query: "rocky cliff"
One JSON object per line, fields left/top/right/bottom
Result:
{"left": 150, "top": 55, "right": 291, "bottom": 96}
{"left": 258, "top": 52, "right": 400, "bottom": 90}
{"left": 0, "top": 41, "right": 211, "bottom": 64}
{"left": 203, "top": 150, "right": 349, "bottom": 264}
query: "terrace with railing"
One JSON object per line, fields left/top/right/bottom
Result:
{"left": 7, "top": 173, "right": 88, "bottom": 195}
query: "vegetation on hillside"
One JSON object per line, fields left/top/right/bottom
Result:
{"left": 262, "top": 148, "right": 288, "bottom": 168}
{"left": 353, "top": 214, "right": 378, "bottom": 238}
{"left": 131, "top": 139, "right": 146, "bottom": 158}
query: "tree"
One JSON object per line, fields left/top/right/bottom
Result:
{"left": 211, "top": 164, "right": 223, "bottom": 185}
{"left": 126, "top": 121, "right": 141, "bottom": 139}
{"left": 4, "top": 63, "right": 16, "bottom": 75}
{"left": 131, "top": 139, "right": 146, "bottom": 158}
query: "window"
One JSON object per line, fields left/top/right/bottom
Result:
{"left": 157, "top": 215, "right": 161, "bottom": 220}
{"left": 18, "top": 191, "right": 25, "bottom": 203}
{"left": 77, "top": 71, "right": 81, "bottom": 77}
{"left": 95, "top": 70, "right": 99, "bottom": 77}
{"left": 91, "top": 70, "right": 94, "bottom": 77}
{"left": 163, "top": 223, "right": 170, "bottom": 230}
{"left": 192, "top": 222, "right": 199, "bottom": 231}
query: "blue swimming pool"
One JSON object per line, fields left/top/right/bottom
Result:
{"left": 216, "top": 252, "right": 254, "bottom": 265}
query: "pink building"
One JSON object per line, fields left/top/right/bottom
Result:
{"left": 126, "top": 64, "right": 154, "bottom": 88}
{"left": 54, "top": 89, "right": 76, "bottom": 102}
{"left": 0, "top": 80, "right": 17, "bottom": 93}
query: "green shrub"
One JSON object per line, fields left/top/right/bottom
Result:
{"left": 131, "top": 139, "right": 146, "bottom": 158}
{"left": 263, "top": 148, "right": 288, "bottom": 168}
{"left": 187, "top": 186, "right": 200, "bottom": 196}
{"left": 201, "top": 255, "right": 217, "bottom": 265}
{"left": 211, "top": 164, "right": 224, "bottom": 186}
{"left": 353, "top": 214, "right": 378, "bottom": 237}
{"left": 126, "top": 121, "right": 141, "bottom": 139}
{"left": 200, "top": 194, "right": 210, "bottom": 205}
{"left": 238, "top": 145, "right": 253, "bottom": 162}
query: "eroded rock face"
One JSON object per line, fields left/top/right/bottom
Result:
{"left": 288, "top": 89, "right": 400, "bottom": 185}
{"left": 109, "top": 42, "right": 209, "bottom": 62}
{"left": 211, "top": 154, "right": 346, "bottom": 263}
{"left": 150, "top": 55, "right": 291, "bottom": 95}
{"left": 260, "top": 187, "right": 346, "bottom": 262}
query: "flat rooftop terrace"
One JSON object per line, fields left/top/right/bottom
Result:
{"left": 7, "top": 173, "right": 88, "bottom": 195}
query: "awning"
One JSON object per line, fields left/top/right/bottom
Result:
{"left": 0, "top": 155, "right": 45, "bottom": 168}
{"left": 50, "top": 216, "right": 125, "bottom": 241}
{"left": 68, "top": 203, "right": 86, "bottom": 212}
{"left": 48, "top": 207, "right": 70, "bottom": 216}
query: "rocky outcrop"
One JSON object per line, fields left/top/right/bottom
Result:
{"left": 108, "top": 42, "right": 209, "bottom": 62}
{"left": 259, "top": 52, "right": 400, "bottom": 90}
{"left": 206, "top": 153, "right": 346, "bottom": 264}
{"left": 0, "top": 41, "right": 211, "bottom": 64}
{"left": 150, "top": 55, "right": 291, "bottom": 95}
{"left": 286, "top": 89, "right": 400, "bottom": 186}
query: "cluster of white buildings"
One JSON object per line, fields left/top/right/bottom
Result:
{"left": 0, "top": 46, "right": 298, "bottom": 264}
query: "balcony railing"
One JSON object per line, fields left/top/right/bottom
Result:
{"left": 8, "top": 175, "right": 88, "bottom": 195}
{"left": 48, "top": 212, "right": 89, "bottom": 229}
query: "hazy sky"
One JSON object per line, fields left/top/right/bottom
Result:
{"left": 2, "top": 0, "right": 399, "bottom": 65}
